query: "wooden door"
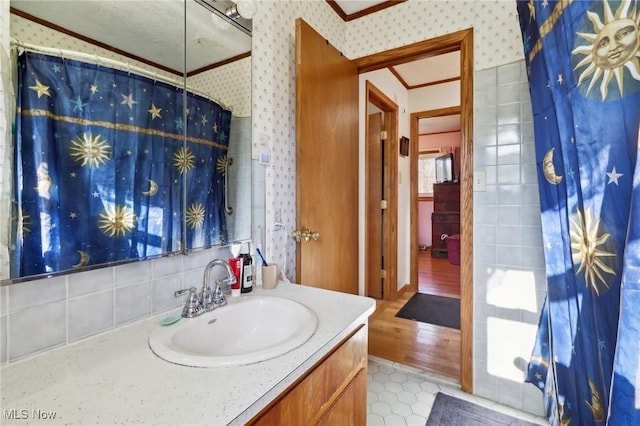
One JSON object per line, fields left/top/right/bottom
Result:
{"left": 366, "top": 112, "right": 383, "bottom": 298}
{"left": 295, "top": 19, "right": 359, "bottom": 294}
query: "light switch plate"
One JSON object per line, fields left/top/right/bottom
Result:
{"left": 474, "top": 172, "right": 486, "bottom": 192}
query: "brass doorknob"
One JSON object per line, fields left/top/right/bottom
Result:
{"left": 291, "top": 228, "right": 320, "bottom": 243}
{"left": 302, "top": 228, "right": 320, "bottom": 242}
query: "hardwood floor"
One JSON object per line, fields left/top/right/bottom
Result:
{"left": 368, "top": 251, "right": 461, "bottom": 380}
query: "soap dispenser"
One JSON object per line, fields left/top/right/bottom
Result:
{"left": 240, "top": 243, "right": 253, "bottom": 293}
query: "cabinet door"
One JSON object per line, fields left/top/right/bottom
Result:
{"left": 248, "top": 325, "right": 367, "bottom": 425}
{"left": 317, "top": 368, "right": 367, "bottom": 426}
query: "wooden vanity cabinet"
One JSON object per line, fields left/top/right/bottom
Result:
{"left": 247, "top": 324, "right": 368, "bottom": 425}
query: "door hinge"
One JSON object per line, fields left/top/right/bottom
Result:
{"left": 380, "top": 130, "right": 387, "bottom": 140}
{"left": 380, "top": 269, "right": 387, "bottom": 279}
{"left": 380, "top": 200, "right": 388, "bottom": 210}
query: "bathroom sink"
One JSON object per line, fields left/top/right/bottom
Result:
{"left": 148, "top": 295, "right": 318, "bottom": 367}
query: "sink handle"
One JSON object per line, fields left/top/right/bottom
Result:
{"left": 174, "top": 287, "right": 202, "bottom": 318}
{"left": 174, "top": 287, "right": 196, "bottom": 298}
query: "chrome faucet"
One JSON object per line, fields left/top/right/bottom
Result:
{"left": 201, "top": 259, "right": 236, "bottom": 311}
{"left": 174, "top": 287, "right": 202, "bottom": 318}
{"left": 174, "top": 259, "right": 236, "bottom": 318}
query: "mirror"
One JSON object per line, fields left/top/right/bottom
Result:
{"left": 3, "top": 0, "right": 253, "bottom": 281}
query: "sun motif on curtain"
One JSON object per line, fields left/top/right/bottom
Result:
{"left": 570, "top": 208, "right": 616, "bottom": 295}
{"left": 174, "top": 146, "right": 196, "bottom": 174}
{"left": 572, "top": 0, "right": 640, "bottom": 99}
{"left": 69, "top": 133, "right": 112, "bottom": 168}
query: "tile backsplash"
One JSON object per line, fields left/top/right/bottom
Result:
{"left": 1, "top": 246, "right": 230, "bottom": 363}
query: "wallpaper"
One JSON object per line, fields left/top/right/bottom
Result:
{"left": 187, "top": 57, "right": 252, "bottom": 118}
{"left": 253, "top": 0, "right": 525, "bottom": 279}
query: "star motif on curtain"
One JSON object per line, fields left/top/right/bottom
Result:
{"left": 29, "top": 79, "right": 51, "bottom": 98}
{"left": 213, "top": 123, "right": 218, "bottom": 133}
{"left": 52, "top": 64, "right": 61, "bottom": 73}
{"left": 606, "top": 167, "right": 623, "bottom": 185}
{"left": 71, "top": 96, "right": 88, "bottom": 113}
{"left": 120, "top": 93, "right": 138, "bottom": 109}
{"left": 90, "top": 85, "right": 99, "bottom": 94}
{"left": 148, "top": 104, "right": 162, "bottom": 120}
{"left": 201, "top": 115, "right": 208, "bottom": 126}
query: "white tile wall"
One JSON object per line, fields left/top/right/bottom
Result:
{"left": 473, "top": 61, "right": 546, "bottom": 416}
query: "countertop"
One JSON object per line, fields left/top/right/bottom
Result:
{"left": 0, "top": 282, "right": 376, "bottom": 425}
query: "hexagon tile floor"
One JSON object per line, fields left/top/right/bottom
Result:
{"left": 366, "top": 356, "right": 547, "bottom": 426}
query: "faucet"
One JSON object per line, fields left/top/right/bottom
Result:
{"left": 174, "top": 259, "right": 237, "bottom": 318}
{"left": 174, "top": 287, "right": 202, "bottom": 318}
{"left": 201, "top": 259, "right": 236, "bottom": 312}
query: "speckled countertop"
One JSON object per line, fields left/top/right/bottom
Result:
{"left": 0, "top": 283, "right": 376, "bottom": 425}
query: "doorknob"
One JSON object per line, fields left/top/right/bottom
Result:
{"left": 290, "top": 228, "right": 320, "bottom": 243}
{"left": 302, "top": 229, "right": 320, "bottom": 242}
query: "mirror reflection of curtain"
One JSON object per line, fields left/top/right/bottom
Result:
{"left": 517, "top": 1, "right": 639, "bottom": 425}
{"left": 183, "top": 93, "right": 232, "bottom": 250}
{"left": 12, "top": 51, "right": 230, "bottom": 277}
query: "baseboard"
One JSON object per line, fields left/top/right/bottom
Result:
{"left": 398, "top": 283, "right": 410, "bottom": 297}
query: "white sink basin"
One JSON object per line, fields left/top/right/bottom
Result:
{"left": 149, "top": 295, "right": 318, "bottom": 367}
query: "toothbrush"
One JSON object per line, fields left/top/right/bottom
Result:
{"left": 256, "top": 248, "right": 268, "bottom": 266}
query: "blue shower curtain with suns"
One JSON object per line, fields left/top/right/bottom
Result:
{"left": 517, "top": 0, "right": 639, "bottom": 424}
{"left": 12, "top": 51, "right": 231, "bottom": 278}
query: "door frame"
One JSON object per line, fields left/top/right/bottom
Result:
{"left": 365, "top": 81, "right": 398, "bottom": 301}
{"left": 354, "top": 28, "right": 474, "bottom": 393}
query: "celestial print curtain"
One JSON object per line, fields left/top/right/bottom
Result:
{"left": 11, "top": 51, "right": 230, "bottom": 278}
{"left": 517, "top": 1, "right": 640, "bottom": 425}
{"left": 183, "top": 93, "right": 232, "bottom": 250}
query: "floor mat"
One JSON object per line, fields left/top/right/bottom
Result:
{"left": 395, "top": 293, "right": 460, "bottom": 329}
{"left": 426, "top": 392, "right": 539, "bottom": 425}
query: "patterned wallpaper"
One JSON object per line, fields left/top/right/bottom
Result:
{"left": 251, "top": 1, "right": 346, "bottom": 275}
{"left": 253, "top": 0, "right": 525, "bottom": 278}
{"left": 187, "top": 57, "right": 252, "bottom": 118}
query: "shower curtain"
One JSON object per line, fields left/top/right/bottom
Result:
{"left": 12, "top": 51, "right": 231, "bottom": 277}
{"left": 517, "top": 1, "right": 639, "bottom": 424}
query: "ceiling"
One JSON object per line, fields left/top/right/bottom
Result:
{"left": 10, "top": 0, "right": 252, "bottom": 75}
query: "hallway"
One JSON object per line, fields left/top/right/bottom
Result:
{"left": 368, "top": 252, "right": 461, "bottom": 379}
